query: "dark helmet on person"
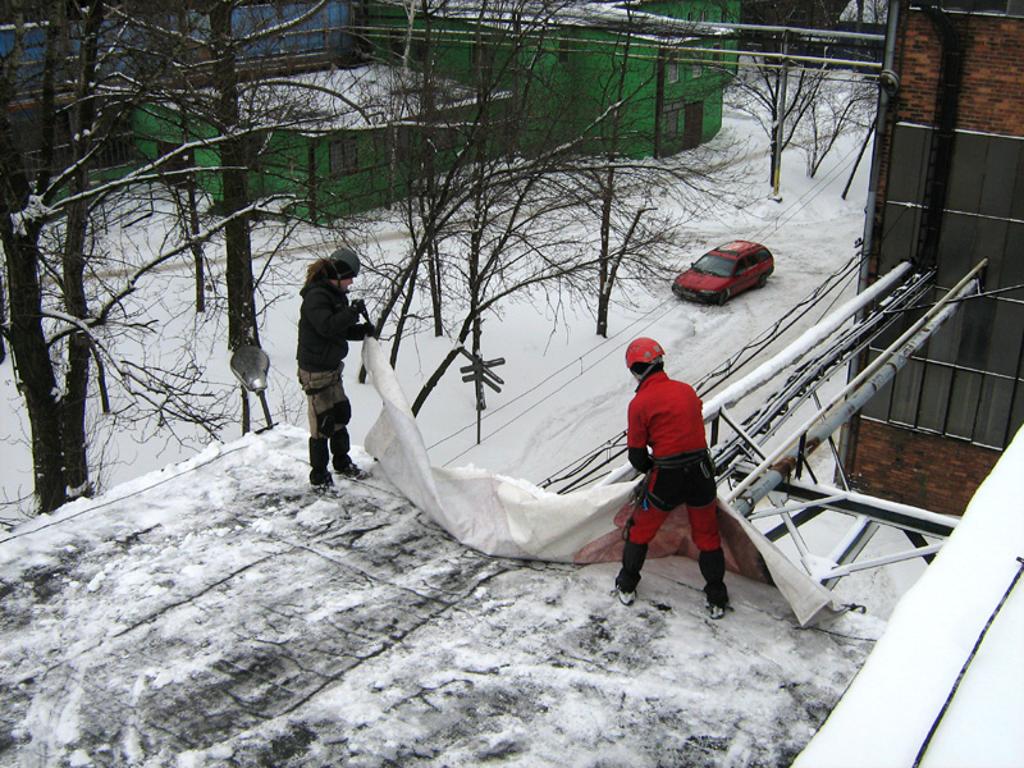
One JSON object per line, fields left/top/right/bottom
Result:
{"left": 625, "top": 337, "right": 665, "bottom": 368}
{"left": 329, "top": 246, "right": 360, "bottom": 279}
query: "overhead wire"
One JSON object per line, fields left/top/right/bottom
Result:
{"left": 348, "top": 18, "right": 883, "bottom": 75}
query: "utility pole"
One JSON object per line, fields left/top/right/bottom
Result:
{"left": 457, "top": 347, "right": 506, "bottom": 444}
{"left": 772, "top": 32, "right": 789, "bottom": 200}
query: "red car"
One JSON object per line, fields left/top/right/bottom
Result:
{"left": 672, "top": 241, "right": 774, "bottom": 305}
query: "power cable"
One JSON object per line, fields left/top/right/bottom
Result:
{"left": 533, "top": 143, "right": 870, "bottom": 487}
{"left": 427, "top": 299, "right": 665, "bottom": 452}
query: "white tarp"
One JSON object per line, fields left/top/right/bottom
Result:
{"left": 361, "top": 339, "right": 837, "bottom": 625}
{"left": 361, "top": 339, "right": 630, "bottom": 561}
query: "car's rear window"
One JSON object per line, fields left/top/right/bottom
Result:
{"left": 692, "top": 253, "right": 736, "bottom": 277}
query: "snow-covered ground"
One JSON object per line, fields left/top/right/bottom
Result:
{"left": 3, "top": 111, "right": 1022, "bottom": 766}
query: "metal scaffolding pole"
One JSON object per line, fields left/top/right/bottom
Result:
{"left": 727, "top": 260, "right": 987, "bottom": 517}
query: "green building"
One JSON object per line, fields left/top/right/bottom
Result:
{"left": 129, "top": 0, "right": 739, "bottom": 222}
{"left": 130, "top": 65, "right": 484, "bottom": 223}
{"left": 363, "top": 0, "right": 740, "bottom": 159}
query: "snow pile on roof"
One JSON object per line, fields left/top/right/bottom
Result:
{"left": 794, "top": 425, "right": 1024, "bottom": 768}
{"left": 239, "top": 64, "right": 476, "bottom": 132}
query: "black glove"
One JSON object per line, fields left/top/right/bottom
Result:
{"left": 361, "top": 322, "right": 377, "bottom": 339}
{"left": 628, "top": 446, "right": 654, "bottom": 473}
{"left": 349, "top": 298, "right": 366, "bottom": 317}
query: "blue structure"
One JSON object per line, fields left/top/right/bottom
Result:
{"left": 233, "top": 1, "right": 353, "bottom": 61}
{"left": 0, "top": 22, "right": 51, "bottom": 93}
{"left": 1, "top": 1, "right": 357, "bottom": 99}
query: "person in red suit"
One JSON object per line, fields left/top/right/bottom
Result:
{"left": 615, "top": 337, "right": 729, "bottom": 618}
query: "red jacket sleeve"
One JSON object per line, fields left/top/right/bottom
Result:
{"left": 627, "top": 396, "right": 648, "bottom": 449}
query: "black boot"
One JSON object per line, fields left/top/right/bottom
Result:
{"left": 308, "top": 437, "right": 333, "bottom": 488}
{"left": 329, "top": 430, "right": 351, "bottom": 472}
{"left": 699, "top": 548, "right": 729, "bottom": 617}
{"left": 614, "top": 541, "right": 648, "bottom": 604}
{"left": 330, "top": 431, "right": 368, "bottom": 479}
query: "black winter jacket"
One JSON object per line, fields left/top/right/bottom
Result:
{"left": 296, "top": 279, "right": 368, "bottom": 372}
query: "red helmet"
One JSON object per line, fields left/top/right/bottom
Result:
{"left": 625, "top": 337, "right": 665, "bottom": 368}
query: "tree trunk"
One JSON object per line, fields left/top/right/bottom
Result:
{"left": 428, "top": 237, "right": 443, "bottom": 337}
{"left": 596, "top": 168, "right": 614, "bottom": 337}
{"left": 410, "top": 346, "right": 461, "bottom": 415}
{"left": 188, "top": 179, "right": 206, "bottom": 313}
{"left": 3, "top": 233, "right": 66, "bottom": 513}
{"left": 596, "top": 283, "right": 610, "bottom": 338}
{"left": 174, "top": 7, "right": 206, "bottom": 314}
{"left": 389, "top": 251, "right": 421, "bottom": 368}
{"left": 0, "top": 270, "right": 6, "bottom": 364}
{"left": 0, "top": 8, "right": 64, "bottom": 513}
{"left": 62, "top": 196, "right": 94, "bottom": 499}
{"left": 210, "top": 2, "right": 259, "bottom": 353}
{"left": 60, "top": 0, "right": 105, "bottom": 501}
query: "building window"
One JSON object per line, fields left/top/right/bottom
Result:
{"left": 329, "top": 137, "right": 358, "bottom": 175}
{"left": 692, "top": 63, "right": 703, "bottom": 79}
{"left": 558, "top": 37, "right": 571, "bottom": 63}
{"left": 663, "top": 101, "right": 683, "bottom": 138}
{"left": 667, "top": 60, "right": 679, "bottom": 84}
{"left": 862, "top": 297, "right": 1024, "bottom": 450}
{"left": 389, "top": 31, "right": 403, "bottom": 59}
{"left": 94, "top": 134, "right": 135, "bottom": 169}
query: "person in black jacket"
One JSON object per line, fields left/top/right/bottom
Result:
{"left": 296, "top": 246, "right": 375, "bottom": 488}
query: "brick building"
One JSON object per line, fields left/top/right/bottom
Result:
{"left": 844, "top": 0, "right": 1024, "bottom": 514}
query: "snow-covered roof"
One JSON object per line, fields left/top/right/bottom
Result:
{"left": 0, "top": 425, "right": 880, "bottom": 765}
{"left": 372, "top": 0, "right": 731, "bottom": 42}
{"left": 794, "top": 425, "right": 1024, "bottom": 767}
{"left": 236, "top": 64, "right": 477, "bottom": 133}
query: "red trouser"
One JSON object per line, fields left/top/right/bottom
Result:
{"left": 626, "top": 463, "right": 721, "bottom": 551}
{"left": 627, "top": 499, "right": 721, "bottom": 551}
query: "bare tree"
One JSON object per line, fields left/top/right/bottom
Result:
{"left": 795, "top": 72, "right": 875, "bottom": 178}
{"left": 726, "top": 54, "right": 825, "bottom": 188}
{"left": 0, "top": 0, "right": 236, "bottom": 513}
{"left": 409, "top": 163, "right": 589, "bottom": 414}
{"left": 363, "top": 0, "right": 576, "bottom": 364}
{"left": 114, "top": 0, "right": 379, "bottom": 430}
{"left": 0, "top": 0, "right": 370, "bottom": 514}
{"left": 566, "top": 14, "right": 731, "bottom": 336}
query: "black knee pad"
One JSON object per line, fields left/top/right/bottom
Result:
{"left": 332, "top": 399, "right": 352, "bottom": 428}
{"left": 699, "top": 548, "right": 726, "bottom": 584}
{"left": 623, "top": 541, "right": 649, "bottom": 573}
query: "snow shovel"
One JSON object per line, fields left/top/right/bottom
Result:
{"left": 230, "top": 344, "right": 274, "bottom": 432}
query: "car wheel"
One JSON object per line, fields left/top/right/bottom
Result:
{"left": 757, "top": 273, "right": 768, "bottom": 289}
{"left": 716, "top": 289, "right": 730, "bottom": 306}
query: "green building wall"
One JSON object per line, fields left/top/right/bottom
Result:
{"left": 130, "top": 101, "right": 416, "bottom": 223}
{"left": 364, "top": 0, "right": 739, "bottom": 160}
{"left": 123, "top": 1, "right": 740, "bottom": 224}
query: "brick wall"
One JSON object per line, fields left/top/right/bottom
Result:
{"left": 871, "top": 10, "right": 1024, "bottom": 216}
{"left": 895, "top": 11, "right": 1024, "bottom": 133}
{"left": 848, "top": 418, "right": 1000, "bottom": 516}
{"left": 856, "top": 9, "right": 1019, "bottom": 510}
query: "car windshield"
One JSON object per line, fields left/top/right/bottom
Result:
{"left": 691, "top": 253, "right": 735, "bottom": 277}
